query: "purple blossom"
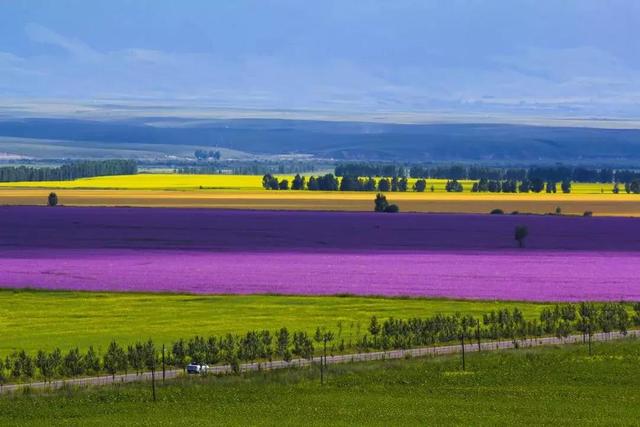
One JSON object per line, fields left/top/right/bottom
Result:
{"left": 1, "top": 206, "right": 639, "bottom": 302}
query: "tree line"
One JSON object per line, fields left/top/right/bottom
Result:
{"left": 0, "top": 160, "right": 137, "bottom": 182}
{"left": 335, "top": 162, "right": 640, "bottom": 183}
{"left": 613, "top": 181, "right": 640, "bottom": 194}
{"left": 471, "top": 178, "right": 573, "bottom": 194}
{"left": 265, "top": 174, "right": 574, "bottom": 194}
{"left": 2, "top": 302, "right": 638, "bottom": 385}
{"left": 264, "top": 173, "right": 640, "bottom": 194}
{"left": 178, "top": 161, "right": 321, "bottom": 176}
{"left": 263, "top": 174, "right": 429, "bottom": 192}
{"left": 194, "top": 150, "right": 221, "bottom": 161}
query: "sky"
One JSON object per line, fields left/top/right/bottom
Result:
{"left": 1, "top": 0, "right": 639, "bottom": 121}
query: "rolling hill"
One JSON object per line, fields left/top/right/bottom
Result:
{"left": 0, "top": 117, "right": 639, "bottom": 164}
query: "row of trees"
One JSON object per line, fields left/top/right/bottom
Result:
{"left": 263, "top": 174, "right": 430, "bottom": 192}
{"left": 363, "top": 302, "right": 635, "bottom": 354}
{"left": 409, "top": 165, "right": 625, "bottom": 182}
{"left": 410, "top": 165, "right": 640, "bottom": 183}
{"left": 178, "top": 161, "right": 321, "bottom": 175}
{"left": 2, "top": 303, "right": 639, "bottom": 384}
{"left": 471, "top": 178, "right": 572, "bottom": 194}
{"left": 0, "top": 160, "right": 137, "bottom": 182}
{"left": 335, "top": 163, "right": 640, "bottom": 183}
{"left": 335, "top": 163, "right": 407, "bottom": 178}
{"left": 263, "top": 174, "right": 640, "bottom": 194}
{"left": 194, "top": 150, "right": 221, "bottom": 161}
{"left": 613, "top": 181, "right": 640, "bottom": 194}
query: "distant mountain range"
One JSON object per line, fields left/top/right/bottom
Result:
{"left": 1, "top": 117, "right": 639, "bottom": 165}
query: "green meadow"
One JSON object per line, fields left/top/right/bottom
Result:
{"left": 0, "top": 289, "right": 552, "bottom": 354}
{"left": 1, "top": 338, "right": 639, "bottom": 426}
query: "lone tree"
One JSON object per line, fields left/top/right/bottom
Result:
{"left": 514, "top": 225, "right": 529, "bottom": 248}
{"left": 374, "top": 194, "right": 399, "bottom": 213}
{"left": 374, "top": 193, "right": 389, "bottom": 212}
{"left": 48, "top": 192, "right": 58, "bottom": 207}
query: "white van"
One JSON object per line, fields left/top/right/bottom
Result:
{"left": 186, "top": 363, "right": 209, "bottom": 374}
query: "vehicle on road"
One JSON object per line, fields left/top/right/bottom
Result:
{"left": 186, "top": 363, "right": 209, "bottom": 374}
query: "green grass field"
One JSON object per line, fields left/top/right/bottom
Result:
{"left": 0, "top": 289, "right": 553, "bottom": 354}
{"left": 1, "top": 338, "right": 638, "bottom": 425}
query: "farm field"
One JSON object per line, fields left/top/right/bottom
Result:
{"left": 0, "top": 174, "right": 638, "bottom": 215}
{"left": 1, "top": 338, "right": 639, "bottom": 425}
{"left": 0, "top": 289, "right": 551, "bottom": 354}
{"left": 2, "top": 188, "right": 640, "bottom": 215}
{"left": 1, "top": 207, "right": 640, "bottom": 303}
{"left": 0, "top": 173, "right": 618, "bottom": 193}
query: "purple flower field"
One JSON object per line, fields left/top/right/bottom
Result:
{"left": 0, "top": 249, "right": 638, "bottom": 302}
{"left": 1, "top": 206, "right": 639, "bottom": 302}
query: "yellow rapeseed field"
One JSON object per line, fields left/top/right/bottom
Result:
{"left": 0, "top": 173, "right": 616, "bottom": 193}
{"left": 0, "top": 173, "right": 266, "bottom": 190}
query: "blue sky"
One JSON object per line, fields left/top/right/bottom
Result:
{"left": 1, "top": 0, "right": 639, "bottom": 120}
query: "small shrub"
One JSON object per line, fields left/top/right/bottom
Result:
{"left": 47, "top": 192, "right": 58, "bottom": 207}
{"left": 490, "top": 209, "right": 504, "bottom": 215}
{"left": 583, "top": 211, "right": 593, "bottom": 217}
{"left": 384, "top": 204, "right": 399, "bottom": 213}
{"left": 511, "top": 211, "right": 519, "bottom": 215}
{"left": 555, "top": 207, "right": 562, "bottom": 215}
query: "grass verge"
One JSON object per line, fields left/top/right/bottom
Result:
{"left": 1, "top": 338, "right": 639, "bottom": 425}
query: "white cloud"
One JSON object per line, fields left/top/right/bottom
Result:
{"left": 5, "top": 23, "right": 640, "bottom": 119}
{"left": 25, "top": 23, "right": 102, "bottom": 61}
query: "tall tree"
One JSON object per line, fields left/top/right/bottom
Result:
{"left": 104, "top": 341, "right": 126, "bottom": 379}
{"left": 413, "top": 179, "right": 427, "bottom": 192}
{"left": 291, "top": 174, "right": 305, "bottom": 190}
{"left": 514, "top": 225, "right": 529, "bottom": 248}
{"left": 374, "top": 194, "right": 389, "bottom": 212}
{"left": 276, "top": 327, "right": 292, "bottom": 362}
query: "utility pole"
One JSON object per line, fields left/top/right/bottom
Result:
{"left": 321, "top": 338, "right": 327, "bottom": 385}
{"left": 151, "top": 366, "right": 156, "bottom": 402}
{"left": 162, "top": 344, "right": 166, "bottom": 383}
{"left": 460, "top": 331, "right": 466, "bottom": 371}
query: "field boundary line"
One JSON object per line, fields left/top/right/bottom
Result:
{"left": 1, "top": 329, "right": 636, "bottom": 394}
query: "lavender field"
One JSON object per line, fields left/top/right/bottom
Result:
{"left": 1, "top": 206, "right": 639, "bottom": 301}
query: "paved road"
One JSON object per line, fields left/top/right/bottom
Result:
{"left": 1, "top": 329, "right": 636, "bottom": 394}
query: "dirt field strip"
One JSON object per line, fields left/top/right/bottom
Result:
{"left": 2, "top": 329, "right": 636, "bottom": 394}
{"left": 2, "top": 188, "right": 640, "bottom": 215}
